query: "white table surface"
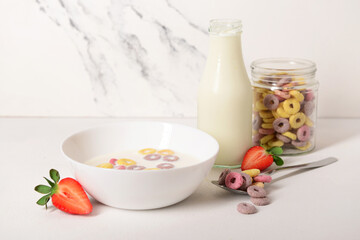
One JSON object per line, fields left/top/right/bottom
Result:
{"left": 0, "top": 117, "right": 359, "bottom": 240}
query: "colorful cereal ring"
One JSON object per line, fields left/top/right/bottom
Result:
{"left": 289, "top": 112, "right": 306, "bottom": 129}
{"left": 283, "top": 98, "right": 300, "bottom": 115}
{"left": 297, "top": 125, "right": 311, "bottom": 142}
{"left": 157, "top": 149, "right": 175, "bottom": 155}
{"left": 252, "top": 182, "right": 265, "bottom": 188}
{"left": 97, "top": 163, "right": 113, "bottom": 169}
{"left": 253, "top": 175, "right": 272, "bottom": 183}
{"left": 117, "top": 158, "right": 137, "bottom": 166}
{"left": 242, "top": 169, "right": 260, "bottom": 178}
{"left": 289, "top": 90, "right": 305, "bottom": 102}
{"left": 218, "top": 169, "right": 231, "bottom": 185}
{"left": 260, "top": 134, "right": 274, "bottom": 144}
{"left": 127, "top": 165, "right": 146, "bottom": 170}
{"left": 237, "top": 202, "right": 257, "bottom": 214}
{"left": 157, "top": 163, "right": 175, "bottom": 169}
{"left": 276, "top": 105, "right": 291, "bottom": 118}
{"left": 258, "top": 128, "right": 275, "bottom": 135}
{"left": 247, "top": 185, "right": 267, "bottom": 198}
{"left": 259, "top": 110, "right": 273, "bottom": 119}
{"left": 163, "top": 155, "right": 179, "bottom": 162}
{"left": 144, "top": 154, "right": 162, "bottom": 161}
{"left": 282, "top": 131, "right": 297, "bottom": 140}
{"left": 273, "top": 118, "right": 290, "bottom": 133}
{"left": 262, "top": 118, "right": 275, "bottom": 123}
{"left": 268, "top": 139, "right": 284, "bottom": 147}
{"left": 263, "top": 94, "right": 279, "bottom": 110}
{"left": 225, "top": 172, "right": 244, "bottom": 190}
{"left": 251, "top": 197, "right": 271, "bottom": 206}
{"left": 296, "top": 141, "right": 312, "bottom": 151}
{"left": 138, "top": 148, "right": 157, "bottom": 155}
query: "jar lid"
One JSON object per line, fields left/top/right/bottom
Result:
{"left": 251, "top": 58, "right": 317, "bottom": 89}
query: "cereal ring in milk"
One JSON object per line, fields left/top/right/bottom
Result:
{"left": 276, "top": 105, "right": 291, "bottom": 118}
{"left": 297, "top": 125, "right": 311, "bottom": 142}
{"left": 252, "top": 114, "right": 262, "bottom": 130}
{"left": 289, "top": 90, "right": 305, "bottom": 102}
{"left": 276, "top": 133, "right": 292, "bottom": 143}
{"left": 258, "top": 128, "right": 275, "bottom": 135}
{"left": 247, "top": 185, "right": 267, "bottom": 198}
{"left": 97, "top": 163, "right": 114, "bottom": 169}
{"left": 127, "top": 165, "right": 146, "bottom": 170}
{"left": 157, "top": 149, "right": 175, "bottom": 155}
{"left": 237, "top": 202, "right": 257, "bottom": 214}
{"left": 261, "top": 123, "right": 274, "bottom": 129}
{"left": 263, "top": 94, "right": 279, "bottom": 110}
{"left": 157, "top": 163, "right": 175, "bottom": 169}
{"left": 268, "top": 139, "right": 284, "bottom": 147}
{"left": 283, "top": 98, "right": 301, "bottom": 115}
{"left": 259, "top": 110, "right": 273, "bottom": 119}
{"left": 289, "top": 112, "right": 306, "bottom": 129}
{"left": 255, "top": 100, "right": 268, "bottom": 111}
{"left": 273, "top": 118, "right": 290, "bottom": 133}
{"left": 115, "top": 165, "right": 126, "bottom": 170}
{"left": 109, "top": 158, "right": 117, "bottom": 165}
{"left": 144, "top": 154, "right": 162, "bottom": 161}
{"left": 304, "top": 101, "right": 315, "bottom": 116}
{"left": 296, "top": 141, "right": 311, "bottom": 151}
{"left": 163, "top": 155, "right": 179, "bottom": 162}
{"left": 138, "top": 148, "right": 157, "bottom": 155}
{"left": 282, "top": 131, "right": 297, "bottom": 140}
{"left": 218, "top": 169, "right": 231, "bottom": 185}
{"left": 242, "top": 169, "right": 260, "bottom": 178}
{"left": 251, "top": 197, "right": 271, "bottom": 206}
{"left": 239, "top": 172, "right": 253, "bottom": 191}
{"left": 260, "top": 134, "right": 274, "bottom": 144}
{"left": 225, "top": 172, "right": 244, "bottom": 189}
{"left": 117, "top": 159, "right": 137, "bottom": 166}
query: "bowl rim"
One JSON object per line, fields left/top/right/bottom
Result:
{"left": 60, "top": 120, "right": 219, "bottom": 174}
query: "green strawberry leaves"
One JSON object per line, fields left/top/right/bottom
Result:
{"left": 35, "top": 169, "right": 60, "bottom": 209}
{"left": 266, "top": 147, "right": 284, "bottom": 166}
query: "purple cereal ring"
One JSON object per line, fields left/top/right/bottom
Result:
{"left": 237, "top": 202, "right": 257, "bottom": 214}
{"left": 304, "top": 101, "right": 315, "bottom": 116}
{"left": 225, "top": 172, "right": 244, "bottom": 190}
{"left": 218, "top": 169, "right": 231, "bottom": 185}
{"left": 247, "top": 185, "right": 267, "bottom": 198}
{"left": 297, "top": 125, "right": 311, "bottom": 142}
{"left": 127, "top": 165, "right": 146, "bottom": 170}
{"left": 250, "top": 197, "right": 271, "bottom": 206}
{"left": 144, "top": 154, "right": 161, "bottom": 161}
{"left": 273, "top": 118, "right": 290, "bottom": 133}
{"left": 259, "top": 128, "right": 275, "bottom": 135}
{"left": 163, "top": 155, "right": 179, "bottom": 162}
{"left": 263, "top": 94, "right": 280, "bottom": 110}
{"left": 276, "top": 77, "right": 292, "bottom": 87}
{"left": 239, "top": 172, "right": 253, "bottom": 191}
{"left": 253, "top": 133, "right": 264, "bottom": 145}
{"left": 252, "top": 114, "right": 262, "bottom": 130}
{"left": 253, "top": 175, "right": 272, "bottom": 183}
{"left": 305, "top": 90, "right": 315, "bottom": 101}
{"left": 276, "top": 133, "right": 291, "bottom": 143}
{"left": 291, "top": 140, "right": 307, "bottom": 147}
{"left": 157, "top": 163, "right": 174, "bottom": 169}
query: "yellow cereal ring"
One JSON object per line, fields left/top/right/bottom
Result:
{"left": 252, "top": 129, "right": 259, "bottom": 135}
{"left": 276, "top": 105, "right": 291, "bottom": 118}
{"left": 260, "top": 134, "right": 274, "bottom": 144}
{"left": 261, "top": 123, "right": 274, "bottom": 129}
{"left": 283, "top": 98, "right": 300, "bottom": 115}
{"left": 252, "top": 182, "right": 264, "bottom": 188}
{"left": 157, "top": 149, "right": 175, "bottom": 155}
{"left": 263, "top": 118, "right": 275, "bottom": 123}
{"left": 272, "top": 110, "right": 281, "bottom": 119}
{"left": 289, "top": 112, "right": 306, "bottom": 129}
{"left": 296, "top": 141, "right": 311, "bottom": 151}
{"left": 145, "top": 168, "right": 160, "bottom": 170}
{"left": 305, "top": 116, "right": 314, "bottom": 127}
{"left": 97, "top": 163, "right": 113, "bottom": 169}
{"left": 255, "top": 100, "right": 268, "bottom": 111}
{"left": 261, "top": 143, "right": 272, "bottom": 150}
{"left": 282, "top": 131, "right": 297, "bottom": 140}
{"left": 289, "top": 90, "right": 304, "bottom": 102}
{"left": 242, "top": 169, "right": 260, "bottom": 177}
{"left": 268, "top": 139, "right": 284, "bottom": 147}
{"left": 255, "top": 87, "right": 268, "bottom": 94}
{"left": 117, "top": 158, "right": 136, "bottom": 166}
{"left": 138, "top": 148, "right": 157, "bottom": 155}
{"left": 259, "top": 110, "right": 273, "bottom": 119}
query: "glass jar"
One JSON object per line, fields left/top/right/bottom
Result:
{"left": 250, "top": 58, "right": 318, "bottom": 155}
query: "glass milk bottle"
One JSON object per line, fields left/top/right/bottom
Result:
{"left": 198, "top": 19, "right": 252, "bottom": 166}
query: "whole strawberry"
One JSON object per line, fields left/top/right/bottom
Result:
{"left": 35, "top": 169, "right": 92, "bottom": 215}
{"left": 241, "top": 146, "right": 284, "bottom": 171}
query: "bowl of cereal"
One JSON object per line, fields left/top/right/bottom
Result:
{"left": 61, "top": 121, "right": 219, "bottom": 210}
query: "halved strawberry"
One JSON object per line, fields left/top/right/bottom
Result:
{"left": 35, "top": 169, "right": 92, "bottom": 215}
{"left": 241, "top": 146, "right": 284, "bottom": 171}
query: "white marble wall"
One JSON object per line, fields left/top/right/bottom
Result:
{"left": 1, "top": 0, "right": 360, "bottom": 117}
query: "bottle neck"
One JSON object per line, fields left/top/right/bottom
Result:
{"left": 207, "top": 33, "right": 244, "bottom": 62}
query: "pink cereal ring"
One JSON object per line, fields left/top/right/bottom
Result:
{"left": 274, "top": 90, "right": 290, "bottom": 99}
{"left": 247, "top": 185, "right": 267, "bottom": 198}
{"left": 109, "top": 158, "right": 117, "bottom": 165}
{"left": 163, "top": 155, "right": 179, "bottom": 162}
{"left": 127, "top": 165, "right": 146, "bottom": 170}
{"left": 144, "top": 154, "right": 161, "bottom": 161}
{"left": 225, "top": 172, "right": 244, "bottom": 190}
{"left": 237, "top": 202, "right": 257, "bottom": 214}
{"left": 157, "top": 163, "right": 175, "bottom": 169}
{"left": 115, "top": 165, "right": 126, "bottom": 170}
{"left": 253, "top": 175, "right": 272, "bottom": 183}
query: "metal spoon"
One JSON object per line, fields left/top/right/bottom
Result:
{"left": 211, "top": 157, "right": 337, "bottom": 194}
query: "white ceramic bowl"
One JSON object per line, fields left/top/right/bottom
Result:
{"left": 61, "top": 121, "right": 219, "bottom": 210}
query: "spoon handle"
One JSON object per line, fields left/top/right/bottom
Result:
{"left": 263, "top": 157, "right": 338, "bottom": 175}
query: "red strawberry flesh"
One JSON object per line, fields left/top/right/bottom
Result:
{"left": 241, "top": 146, "right": 273, "bottom": 171}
